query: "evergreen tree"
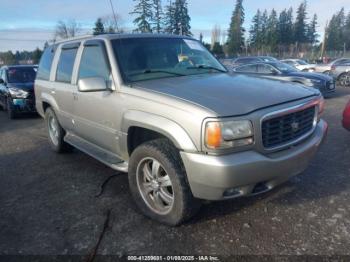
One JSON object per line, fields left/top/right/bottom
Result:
{"left": 307, "top": 14, "right": 319, "bottom": 45}
{"left": 173, "top": 0, "right": 191, "bottom": 35}
{"left": 294, "top": 1, "right": 308, "bottom": 44}
{"left": 345, "top": 12, "right": 350, "bottom": 51}
{"left": 326, "top": 8, "right": 346, "bottom": 50}
{"left": 227, "top": 0, "right": 245, "bottom": 55}
{"left": 130, "top": 0, "right": 153, "bottom": 33}
{"left": 152, "top": 0, "right": 163, "bottom": 33}
{"left": 212, "top": 42, "right": 224, "bottom": 55}
{"left": 278, "top": 8, "right": 294, "bottom": 46}
{"left": 32, "top": 48, "right": 43, "bottom": 64}
{"left": 164, "top": 0, "right": 176, "bottom": 34}
{"left": 249, "top": 9, "right": 262, "bottom": 49}
{"left": 93, "top": 18, "right": 105, "bottom": 35}
{"left": 260, "top": 10, "right": 269, "bottom": 48}
{"left": 266, "top": 9, "right": 278, "bottom": 51}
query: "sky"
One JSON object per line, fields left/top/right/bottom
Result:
{"left": 0, "top": 0, "right": 349, "bottom": 52}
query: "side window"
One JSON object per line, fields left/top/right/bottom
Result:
{"left": 257, "top": 64, "right": 276, "bottom": 74}
{"left": 56, "top": 46, "right": 79, "bottom": 83}
{"left": 78, "top": 44, "right": 110, "bottom": 81}
{"left": 235, "top": 64, "right": 257, "bottom": 73}
{"left": 37, "top": 46, "right": 56, "bottom": 81}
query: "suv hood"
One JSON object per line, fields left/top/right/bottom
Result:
{"left": 134, "top": 74, "right": 318, "bottom": 116}
{"left": 7, "top": 82, "right": 34, "bottom": 91}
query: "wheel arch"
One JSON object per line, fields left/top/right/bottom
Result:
{"left": 121, "top": 110, "right": 198, "bottom": 157}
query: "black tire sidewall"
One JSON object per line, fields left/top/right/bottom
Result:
{"left": 45, "top": 108, "right": 68, "bottom": 153}
{"left": 128, "top": 139, "right": 198, "bottom": 226}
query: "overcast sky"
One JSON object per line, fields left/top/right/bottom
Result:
{"left": 0, "top": 0, "right": 348, "bottom": 52}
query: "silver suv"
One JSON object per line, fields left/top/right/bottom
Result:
{"left": 35, "top": 34, "right": 328, "bottom": 225}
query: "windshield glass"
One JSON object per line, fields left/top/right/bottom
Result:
{"left": 274, "top": 62, "right": 298, "bottom": 73}
{"left": 297, "top": 60, "right": 308, "bottom": 65}
{"left": 112, "top": 37, "right": 227, "bottom": 83}
{"left": 7, "top": 67, "right": 37, "bottom": 83}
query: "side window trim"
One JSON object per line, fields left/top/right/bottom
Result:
{"left": 55, "top": 42, "right": 80, "bottom": 84}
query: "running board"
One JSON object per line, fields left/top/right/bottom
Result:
{"left": 64, "top": 133, "right": 128, "bottom": 173}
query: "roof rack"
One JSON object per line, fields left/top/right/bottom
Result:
{"left": 50, "top": 34, "right": 94, "bottom": 45}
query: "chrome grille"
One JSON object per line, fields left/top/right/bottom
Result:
{"left": 262, "top": 106, "right": 316, "bottom": 149}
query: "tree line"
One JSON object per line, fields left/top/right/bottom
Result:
{"left": 0, "top": 48, "right": 43, "bottom": 66}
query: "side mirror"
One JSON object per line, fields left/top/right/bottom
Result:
{"left": 78, "top": 77, "right": 108, "bottom": 92}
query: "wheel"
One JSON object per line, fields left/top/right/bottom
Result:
{"left": 128, "top": 138, "right": 201, "bottom": 226}
{"left": 338, "top": 73, "right": 350, "bottom": 87}
{"left": 7, "top": 98, "right": 17, "bottom": 119}
{"left": 45, "top": 107, "right": 73, "bottom": 153}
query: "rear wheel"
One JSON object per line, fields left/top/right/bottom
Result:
{"left": 45, "top": 107, "right": 73, "bottom": 153}
{"left": 128, "top": 138, "right": 201, "bottom": 226}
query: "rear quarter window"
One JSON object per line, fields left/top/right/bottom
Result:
{"left": 36, "top": 46, "right": 56, "bottom": 81}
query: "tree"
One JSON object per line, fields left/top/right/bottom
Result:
{"left": 345, "top": 12, "right": 350, "bottom": 51}
{"left": 93, "top": 18, "right": 105, "bottom": 35}
{"left": 278, "top": 8, "right": 294, "bottom": 47}
{"left": 173, "top": 0, "right": 191, "bottom": 35}
{"left": 227, "top": 0, "right": 245, "bottom": 55}
{"left": 164, "top": 0, "right": 176, "bottom": 33}
{"left": 212, "top": 42, "right": 224, "bottom": 55}
{"left": 152, "top": 0, "right": 163, "bottom": 33}
{"left": 54, "top": 20, "right": 81, "bottom": 39}
{"left": 249, "top": 9, "right": 262, "bottom": 49}
{"left": 199, "top": 33, "right": 203, "bottom": 43}
{"left": 326, "top": 8, "right": 346, "bottom": 50}
{"left": 307, "top": 14, "right": 319, "bottom": 45}
{"left": 130, "top": 0, "right": 153, "bottom": 33}
{"left": 32, "top": 48, "right": 43, "bottom": 64}
{"left": 294, "top": 1, "right": 308, "bottom": 44}
{"left": 102, "top": 15, "right": 124, "bottom": 33}
{"left": 211, "top": 25, "right": 221, "bottom": 49}
{"left": 266, "top": 9, "right": 278, "bottom": 51}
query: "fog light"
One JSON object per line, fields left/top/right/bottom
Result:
{"left": 223, "top": 188, "right": 242, "bottom": 197}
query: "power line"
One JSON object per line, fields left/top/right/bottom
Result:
{"left": 108, "top": 0, "right": 119, "bottom": 31}
{"left": 0, "top": 38, "right": 47, "bottom": 42}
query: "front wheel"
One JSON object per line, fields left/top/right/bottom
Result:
{"left": 128, "top": 138, "right": 201, "bottom": 226}
{"left": 338, "top": 73, "right": 350, "bottom": 87}
{"left": 45, "top": 107, "right": 73, "bottom": 153}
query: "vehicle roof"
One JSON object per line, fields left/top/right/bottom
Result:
{"left": 1, "top": 65, "right": 38, "bottom": 70}
{"left": 51, "top": 33, "right": 194, "bottom": 46}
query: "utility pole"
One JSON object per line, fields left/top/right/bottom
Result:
{"left": 109, "top": 0, "right": 119, "bottom": 32}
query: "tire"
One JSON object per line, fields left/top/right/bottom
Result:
{"left": 7, "top": 98, "right": 17, "bottom": 119}
{"left": 128, "top": 138, "right": 201, "bottom": 226}
{"left": 45, "top": 107, "right": 73, "bottom": 153}
{"left": 338, "top": 73, "right": 350, "bottom": 87}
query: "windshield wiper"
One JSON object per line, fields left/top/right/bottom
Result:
{"left": 187, "top": 65, "right": 227, "bottom": 73}
{"left": 129, "top": 69, "right": 185, "bottom": 77}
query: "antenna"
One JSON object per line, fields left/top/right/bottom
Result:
{"left": 109, "top": 0, "right": 119, "bottom": 32}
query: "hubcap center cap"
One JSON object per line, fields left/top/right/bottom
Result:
{"left": 151, "top": 180, "right": 160, "bottom": 190}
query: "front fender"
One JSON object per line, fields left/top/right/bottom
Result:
{"left": 121, "top": 110, "right": 198, "bottom": 153}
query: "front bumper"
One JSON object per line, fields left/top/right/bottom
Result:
{"left": 12, "top": 98, "right": 36, "bottom": 113}
{"left": 181, "top": 120, "right": 328, "bottom": 200}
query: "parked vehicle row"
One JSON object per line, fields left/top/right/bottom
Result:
{"left": 330, "top": 62, "right": 350, "bottom": 87}
{"left": 33, "top": 34, "right": 327, "bottom": 225}
{"left": 0, "top": 65, "right": 37, "bottom": 118}
{"left": 281, "top": 59, "right": 316, "bottom": 72}
{"left": 232, "top": 61, "right": 335, "bottom": 96}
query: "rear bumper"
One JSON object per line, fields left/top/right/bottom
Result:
{"left": 181, "top": 120, "right": 328, "bottom": 200}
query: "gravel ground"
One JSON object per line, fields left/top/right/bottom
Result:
{"left": 0, "top": 87, "right": 350, "bottom": 258}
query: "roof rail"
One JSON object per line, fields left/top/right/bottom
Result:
{"left": 50, "top": 34, "right": 94, "bottom": 45}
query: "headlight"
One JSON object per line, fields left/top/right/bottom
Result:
{"left": 310, "top": 79, "right": 323, "bottom": 85}
{"left": 205, "top": 120, "right": 254, "bottom": 149}
{"left": 9, "top": 87, "right": 29, "bottom": 99}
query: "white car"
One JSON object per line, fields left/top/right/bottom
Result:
{"left": 281, "top": 59, "right": 316, "bottom": 72}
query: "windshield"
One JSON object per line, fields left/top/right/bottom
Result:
{"left": 274, "top": 62, "right": 298, "bottom": 73}
{"left": 297, "top": 60, "right": 308, "bottom": 65}
{"left": 112, "top": 37, "right": 227, "bottom": 83}
{"left": 7, "top": 67, "right": 37, "bottom": 83}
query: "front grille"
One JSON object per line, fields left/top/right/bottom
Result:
{"left": 262, "top": 106, "right": 316, "bottom": 149}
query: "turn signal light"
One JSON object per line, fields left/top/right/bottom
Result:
{"left": 205, "top": 122, "right": 222, "bottom": 148}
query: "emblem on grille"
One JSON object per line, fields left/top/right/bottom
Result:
{"left": 291, "top": 121, "right": 300, "bottom": 132}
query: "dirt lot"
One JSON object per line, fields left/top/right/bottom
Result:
{"left": 1, "top": 87, "right": 350, "bottom": 258}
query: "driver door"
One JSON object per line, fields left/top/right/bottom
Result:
{"left": 72, "top": 40, "right": 121, "bottom": 155}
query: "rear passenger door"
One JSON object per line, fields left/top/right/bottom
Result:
{"left": 72, "top": 40, "right": 119, "bottom": 154}
{"left": 51, "top": 42, "right": 80, "bottom": 131}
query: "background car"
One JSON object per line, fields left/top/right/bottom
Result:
{"left": 343, "top": 99, "right": 350, "bottom": 131}
{"left": 222, "top": 56, "right": 278, "bottom": 70}
{"left": 314, "top": 58, "right": 350, "bottom": 74}
{"left": 233, "top": 61, "right": 335, "bottom": 96}
{"left": 330, "top": 62, "right": 350, "bottom": 87}
{"left": 0, "top": 65, "right": 37, "bottom": 119}
{"left": 281, "top": 59, "right": 316, "bottom": 72}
